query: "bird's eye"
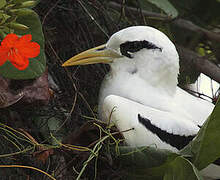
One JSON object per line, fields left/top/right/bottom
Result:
{"left": 120, "top": 40, "right": 162, "bottom": 58}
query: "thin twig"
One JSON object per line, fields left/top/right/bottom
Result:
{"left": 77, "top": 0, "right": 109, "bottom": 38}
{"left": 42, "top": 0, "right": 62, "bottom": 25}
{"left": 0, "top": 165, "right": 56, "bottom": 180}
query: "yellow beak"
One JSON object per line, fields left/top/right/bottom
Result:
{"left": 62, "top": 44, "right": 122, "bottom": 66}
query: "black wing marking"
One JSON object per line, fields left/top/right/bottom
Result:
{"left": 214, "top": 158, "right": 220, "bottom": 166}
{"left": 138, "top": 114, "right": 196, "bottom": 150}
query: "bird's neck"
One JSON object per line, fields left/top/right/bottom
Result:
{"left": 139, "top": 66, "right": 178, "bottom": 96}
{"left": 111, "top": 60, "right": 179, "bottom": 97}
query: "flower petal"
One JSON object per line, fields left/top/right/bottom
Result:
{"left": 8, "top": 50, "right": 29, "bottom": 70}
{"left": 1, "top": 34, "right": 19, "bottom": 48}
{"left": 0, "top": 46, "right": 9, "bottom": 66}
{"left": 18, "top": 42, "right": 40, "bottom": 58}
{"left": 17, "top": 34, "right": 32, "bottom": 45}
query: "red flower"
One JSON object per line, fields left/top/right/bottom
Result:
{"left": 0, "top": 33, "right": 40, "bottom": 70}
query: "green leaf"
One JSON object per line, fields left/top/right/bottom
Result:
{"left": 116, "top": 146, "right": 179, "bottom": 179}
{"left": 0, "top": 10, "right": 46, "bottom": 79}
{"left": 116, "top": 146, "right": 203, "bottom": 179}
{"left": 9, "top": 8, "right": 34, "bottom": 16}
{"left": 181, "top": 98, "right": 220, "bottom": 170}
{"left": 47, "top": 117, "right": 64, "bottom": 145}
{"left": 0, "top": 0, "right": 6, "bottom": 9}
{"left": 0, "top": 29, "right": 6, "bottom": 39}
{"left": 0, "top": 13, "right": 11, "bottom": 24}
{"left": 140, "top": 0, "right": 178, "bottom": 18}
{"left": 31, "top": 115, "right": 67, "bottom": 146}
{"left": 6, "top": 22, "right": 29, "bottom": 30}
{"left": 197, "top": 47, "right": 206, "bottom": 56}
{"left": 13, "top": 0, "right": 35, "bottom": 4}
{"left": 17, "top": 1, "right": 37, "bottom": 8}
{"left": 12, "top": 0, "right": 40, "bottom": 8}
{"left": 163, "top": 156, "right": 203, "bottom": 180}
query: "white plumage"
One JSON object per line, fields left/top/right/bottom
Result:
{"left": 62, "top": 26, "right": 218, "bottom": 179}
{"left": 99, "top": 26, "right": 213, "bottom": 127}
{"left": 103, "top": 95, "right": 199, "bottom": 151}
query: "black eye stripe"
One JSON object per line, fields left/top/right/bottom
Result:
{"left": 120, "top": 40, "right": 162, "bottom": 58}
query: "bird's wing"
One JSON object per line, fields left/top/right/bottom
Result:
{"left": 174, "top": 87, "right": 214, "bottom": 126}
{"left": 103, "top": 95, "right": 199, "bottom": 151}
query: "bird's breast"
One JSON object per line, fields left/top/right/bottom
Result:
{"left": 98, "top": 71, "right": 174, "bottom": 119}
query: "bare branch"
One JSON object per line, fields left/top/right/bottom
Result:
{"left": 173, "top": 19, "right": 220, "bottom": 43}
{"left": 177, "top": 45, "right": 220, "bottom": 83}
{"left": 108, "top": 2, "right": 220, "bottom": 43}
{"left": 108, "top": 1, "right": 169, "bottom": 20}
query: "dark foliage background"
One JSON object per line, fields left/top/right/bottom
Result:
{"left": 0, "top": 0, "right": 220, "bottom": 179}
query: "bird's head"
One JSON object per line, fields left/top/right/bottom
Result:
{"left": 62, "top": 26, "right": 179, "bottom": 88}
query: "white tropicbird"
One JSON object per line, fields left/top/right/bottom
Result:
{"left": 62, "top": 26, "right": 219, "bottom": 179}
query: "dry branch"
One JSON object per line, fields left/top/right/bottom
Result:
{"left": 177, "top": 45, "right": 220, "bottom": 83}
{"left": 173, "top": 19, "right": 220, "bottom": 43}
{"left": 108, "top": 2, "right": 220, "bottom": 43}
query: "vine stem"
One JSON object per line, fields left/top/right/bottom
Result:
{"left": 0, "top": 165, "right": 56, "bottom": 180}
